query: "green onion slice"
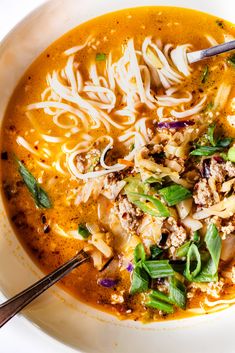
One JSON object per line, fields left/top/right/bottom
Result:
{"left": 158, "top": 184, "right": 192, "bottom": 206}
{"left": 130, "top": 266, "right": 149, "bottom": 294}
{"left": 16, "top": 158, "right": 52, "bottom": 209}
{"left": 169, "top": 277, "right": 187, "bottom": 310}
{"left": 143, "top": 260, "right": 174, "bottom": 278}
{"left": 78, "top": 224, "right": 91, "bottom": 239}
{"left": 134, "top": 243, "right": 146, "bottom": 265}
{"left": 129, "top": 193, "right": 170, "bottom": 217}
{"left": 95, "top": 53, "right": 106, "bottom": 61}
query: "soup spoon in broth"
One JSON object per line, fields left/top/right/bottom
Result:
{"left": 187, "top": 40, "right": 235, "bottom": 63}
{"left": 0, "top": 250, "right": 90, "bottom": 327}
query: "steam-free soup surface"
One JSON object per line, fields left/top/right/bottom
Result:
{"left": 1, "top": 7, "right": 235, "bottom": 322}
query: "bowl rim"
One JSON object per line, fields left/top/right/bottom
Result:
{"left": 1, "top": 1, "right": 235, "bottom": 352}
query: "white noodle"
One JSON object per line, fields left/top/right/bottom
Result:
{"left": 171, "top": 95, "right": 207, "bottom": 118}
{"left": 64, "top": 35, "right": 92, "bottom": 56}
{"left": 205, "top": 297, "right": 235, "bottom": 307}
{"left": 156, "top": 92, "right": 192, "bottom": 107}
{"left": 16, "top": 136, "right": 41, "bottom": 158}
{"left": 170, "top": 44, "right": 192, "bottom": 76}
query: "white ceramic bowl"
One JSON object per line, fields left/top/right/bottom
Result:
{"left": 0, "top": 1, "right": 235, "bottom": 352}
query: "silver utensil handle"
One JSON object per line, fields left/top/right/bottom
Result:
{"left": 0, "top": 250, "right": 89, "bottom": 328}
{"left": 187, "top": 40, "right": 235, "bottom": 64}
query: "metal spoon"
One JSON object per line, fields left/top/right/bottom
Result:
{"left": 187, "top": 40, "right": 235, "bottom": 64}
{"left": 0, "top": 250, "right": 90, "bottom": 328}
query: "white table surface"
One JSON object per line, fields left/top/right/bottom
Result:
{"left": 0, "top": 2, "right": 77, "bottom": 352}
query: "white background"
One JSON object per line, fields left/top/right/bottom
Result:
{"left": 0, "top": 2, "right": 77, "bottom": 352}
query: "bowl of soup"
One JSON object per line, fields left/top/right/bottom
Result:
{"left": 0, "top": 0, "right": 235, "bottom": 352}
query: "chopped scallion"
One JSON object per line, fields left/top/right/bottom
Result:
{"left": 134, "top": 243, "right": 146, "bottom": 265}
{"left": 95, "top": 53, "right": 106, "bottom": 61}
{"left": 130, "top": 266, "right": 149, "bottom": 294}
{"left": 150, "top": 245, "right": 163, "bottom": 259}
{"left": 78, "top": 224, "right": 91, "bottom": 239}
{"left": 227, "top": 53, "right": 235, "bottom": 67}
{"left": 176, "top": 241, "right": 191, "bottom": 258}
{"left": 130, "top": 193, "right": 170, "bottom": 217}
{"left": 201, "top": 65, "right": 209, "bottom": 84}
{"left": 16, "top": 158, "right": 52, "bottom": 209}
{"left": 190, "top": 146, "right": 222, "bottom": 156}
{"left": 185, "top": 244, "right": 201, "bottom": 281}
{"left": 169, "top": 277, "right": 186, "bottom": 309}
{"left": 143, "top": 260, "right": 174, "bottom": 278}
{"left": 150, "top": 290, "right": 174, "bottom": 304}
{"left": 227, "top": 146, "right": 235, "bottom": 162}
{"left": 158, "top": 184, "right": 192, "bottom": 206}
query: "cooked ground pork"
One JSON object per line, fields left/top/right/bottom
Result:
{"left": 193, "top": 178, "right": 214, "bottom": 208}
{"left": 187, "top": 280, "right": 225, "bottom": 299}
{"left": 159, "top": 217, "right": 187, "bottom": 258}
{"left": 209, "top": 158, "right": 235, "bottom": 182}
{"left": 101, "top": 173, "right": 126, "bottom": 200}
{"left": 209, "top": 215, "right": 235, "bottom": 239}
{"left": 194, "top": 158, "right": 235, "bottom": 208}
{"left": 114, "top": 195, "right": 143, "bottom": 232}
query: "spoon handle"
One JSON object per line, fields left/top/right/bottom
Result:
{"left": 187, "top": 40, "right": 235, "bottom": 64}
{"left": 0, "top": 250, "right": 89, "bottom": 328}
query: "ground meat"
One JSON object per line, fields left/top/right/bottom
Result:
{"left": 187, "top": 280, "right": 225, "bottom": 299}
{"left": 85, "top": 148, "right": 100, "bottom": 171}
{"left": 114, "top": 195, "right": 143, "bottom": 232}
{"left": 75, "top": 148, "right": 101, "bottom": 173}
{"left": 209, "top": 158, "right": 235, "bottom": 182}
{"left": 193, "top": 178, "right": 214, "bottom": 208}
{"left": 159, "top": 217, "right": 187, "bottom": 258}
{"left": 101, "top": 173, "right": 126, "bottom": 200}
{"left": 209, "top": 215, "right": 235, "bottom": 239}
{"left": 225, "top": 161, "right": 235, "bottom": 178}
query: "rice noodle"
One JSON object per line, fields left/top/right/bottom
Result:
{"left": 22, "top": 37, "right": 208, "bottom": 183}
{"left": 171, "top": 95, "right": 207, "bottom": 118}
{"left": 16, "top": 136, "right": 42, "bottom": 158}
{"left": 205, "top": 296, "right": 235, "bottom": 307}
{"left": 214, "top": 82, "right": 231, "bottom": 110}
{"left": 64, "top": 35, "right": 92, "bottom": 55}
{"left": 170, "top": 44, "right": 192, "bottom": 76}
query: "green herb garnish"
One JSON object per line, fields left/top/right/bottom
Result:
{"left": 227, "top": 53, "right": 235, "bottom": 68}
{"left": 143, "top": 260, "right": 174, "bottom": 278}
{"left": 158, "top": 184, "right": 192, "bottom": 206}
{"left": 176, "top": 241, "right": 191, "bottom": 258}
{"left": 78, "top": 224, "right": 91, "bottom": 239}
{"left": 201, "top": 65, "right": 209, "bottom": 84}
{"left": 193, "top": 231, "right": 200, "bottom": 243}
{"left": 169, "top": 277, "right": 186, "bottom": 309}
{"left": 150, "top": 245, "right": 163, "bottom": 259}
{"left": 146, "top": 296, "right": 174, "bottom": 314}
{"left": 208, "top": 124, "right": 216, "bottom": 146}
{"left": 227, "top": 146, "right": 235, "bottom": 162}
{"left": 134, "top": 243, "right": 146, "bottom": 265}
{"left": 96, "top": 53, "right": 106, "bottom": 61}
{"left": 16, "top": 159, "right": 52, "bottom": 208}
{"left": 191, "top": 124, "right": 233, "bottom": 156}
{"left": 191, "top": 224, "right": 221, "bottom": 282}
{"left": 129, "top": 193, "right": 170, "bottom": 217}
{"left": 190, "top": 146, "right": 222, "bottom": 156}
{"left": 185, "top": 244, "right": 201, "bottom": 281}
{"left": 130, "top": 266, "right": 149, "bottom": 294}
